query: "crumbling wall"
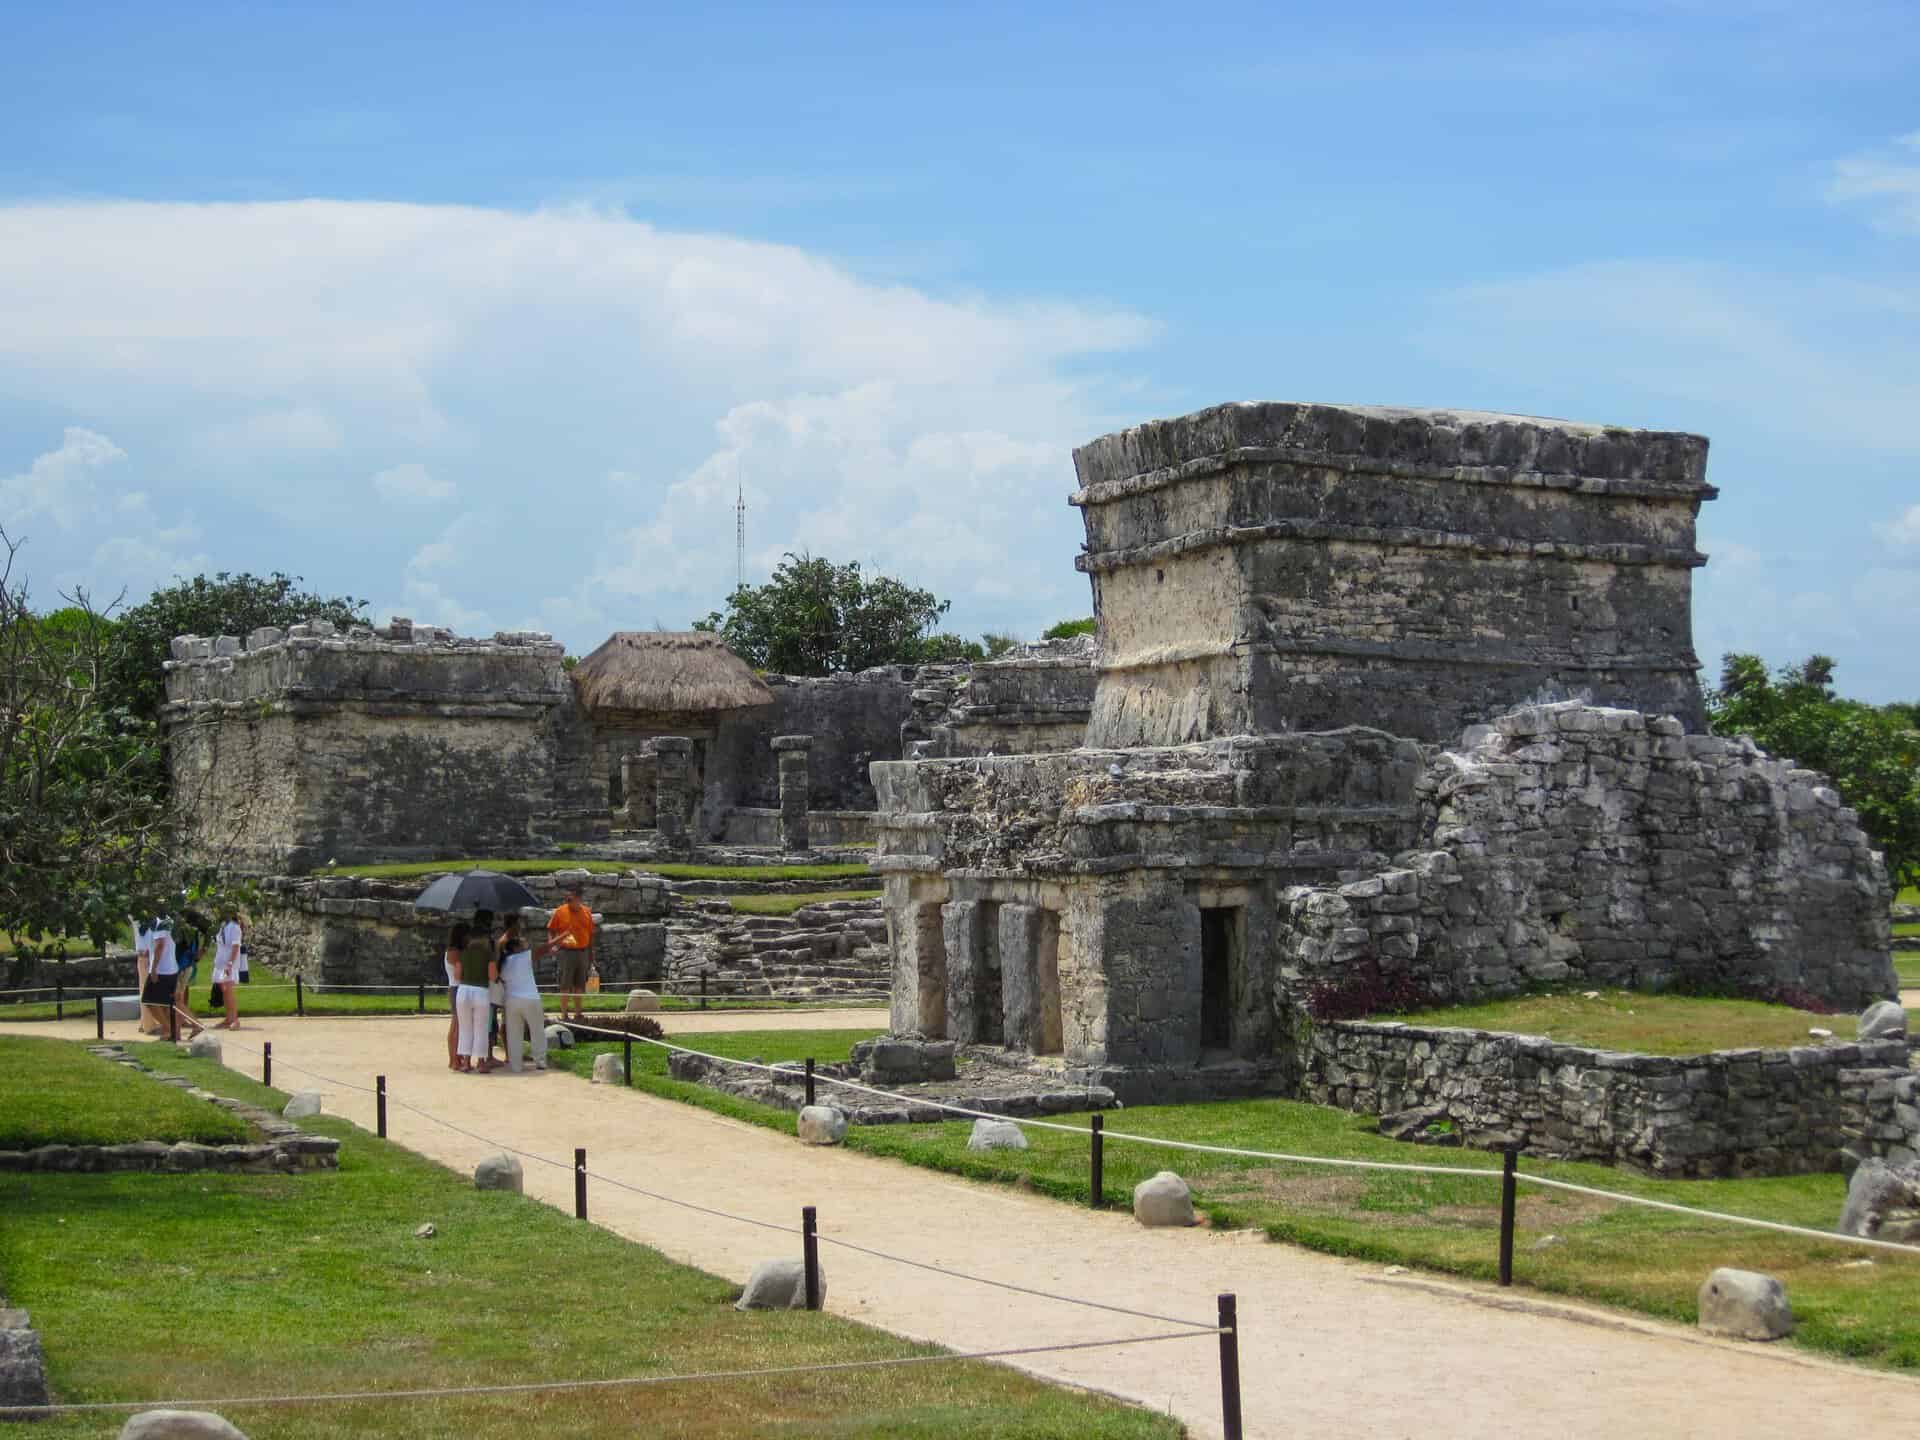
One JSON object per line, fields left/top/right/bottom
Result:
{"left": 910, "top": 636, "right": 1097, "bottom": 758}
{"left": 1277, "top": 702, "right": 1896, "bottom": 1013}
{"left": 706, "top": 668, "right": 919, "bottom": 822}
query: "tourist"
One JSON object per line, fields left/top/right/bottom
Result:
{"left": 140, "top": 919, "right": 178, "bottom": 1036}
{"left": 174, "top": 913, "right": 202, "bottom": 1011}
{"left": 131, "top": 917, "right": 157, "bottom": 1034}
{"left": 493, "top": 913, "right": 547, "bottom": 1073}
{"left": 443, "top": 924, "right": 462, "bottom": 1071}
{"left": 453, "top": 911, "right": 495, "bottom": 1073}
{"left": 210, "top": 909, "right": 243, "bottom": 1029}
{"left": 540, "top": 883, "right": 595, "bottom": 1022}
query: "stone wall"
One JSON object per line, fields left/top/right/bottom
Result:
{"left": 1293, "top": 1018, "right": 1912, "bottom": 1178}
{"left": 1277, "top": 702, "right": 1896, "bottom": 1014}
{"left": 249, "top": 871, "right": 669, "bottom": 987}
{"left": 720, "top": 809, "right": 876, "bottom": 848}
{"left": 1072, "top": 402, "right": 1713, "bottom": 747}
{"left": 163, "top": 619, "right": 584, "bottom": 871}
{"left": 909, "top": 636, "right": 1097, "bottom": 759}
{"left": 704, "top": 669, "right": 920, "bottom": 826}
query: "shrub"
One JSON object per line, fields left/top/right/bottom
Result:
{"left": 1303, "top": 962, "right": 1424, "bottom": 1021}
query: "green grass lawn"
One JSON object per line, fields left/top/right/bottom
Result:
{"left": 0, "top": 1040, "right": 1179, "bottom": 1439}
{"left": 1391, "top": 990, "right": 1847, "bottom": 1055}
{"left": 0, "top": 935, "right": 101, "bottom": 959}
{"left": 1895, "top": 955, "right": 1920, "bottom": 987}
{"left": 0, "top": 1036, "right": 248, "bottom": 1148}
{"left": 722, "top": 889, "right": 882, "bottom": 916}
{"left": 556, "top": 1024, "right": 1920, "bottom": 1373}
{"left": 334, "top": 857, "right": 876, "bottom": 883}
{"left": 1898, "top": 885, "right": 1918, "bottom": 907}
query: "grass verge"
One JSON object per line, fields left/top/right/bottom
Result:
{"left": 1391, "top": 989, "right": 1848, "bottom": 1055}
{"left": 557, "top": 1024, "right": 1920, "bottom": 1373}
{"left": 0, "top": 1035, "right": 249, "bottom": 1147}
{"left": 721, "top": 889, "right": 882, "bottom": 916}
{"left": 0, "top": 1040, "right": 1180, "bottom": 1440}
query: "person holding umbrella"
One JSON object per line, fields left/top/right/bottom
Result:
{"left": 411, "top": 871, "right": 545, "bottom": 1072}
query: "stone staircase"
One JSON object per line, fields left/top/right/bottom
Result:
{"left": 667, "top": 897, "right": 890, "bottom": 1000}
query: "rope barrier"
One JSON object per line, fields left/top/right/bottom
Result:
{"left": 0, "top": 1326, "right": 1223, "bottom": 1418}
{"left": 563, "top": 1022, "right": 1920, "bottom": 1260}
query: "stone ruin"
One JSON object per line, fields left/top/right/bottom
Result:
{"left": 871, "top": 402, "right": 1898, "bottom": 1108}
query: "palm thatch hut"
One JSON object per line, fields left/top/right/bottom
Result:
{"left": 570, "top": 632, "right": 774, "bottom": 817}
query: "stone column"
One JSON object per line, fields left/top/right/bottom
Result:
{"left": 653, "top": 737, "right": 693, "bottom": 853}
{"left": 772, "top": 734, "right": 813, "bottom": 853}
{"left": 998, "top": 904, "right": 1042, "bottom": 1051}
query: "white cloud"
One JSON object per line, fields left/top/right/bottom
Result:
{"left": 372, "top": 462, "right": 455, "bottom": 503}
{"left": 0, "top": 199, "right": 1149, "bottom": 649}
{"left": 0, "top": 427, "right": 127, "bottom": 532}
{"left": 1830, "top": 132, "right": 1920, "bottom": 234}
{"left": 1874, "top": 501, "right": 1920, "bottom": 548}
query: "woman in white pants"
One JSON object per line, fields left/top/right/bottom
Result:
{"left": 492, "top": 913, "right": 547, "bottom": 1073}
{"left": 451, "top": 919, "right": 493, "bottom": 1073}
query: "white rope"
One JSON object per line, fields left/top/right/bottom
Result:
{"left": 0, "top": 1326, "right": 1223, "bottom": 1417}
{"left": 579, "top": 1025, "right": 1920, "bottom": 1258}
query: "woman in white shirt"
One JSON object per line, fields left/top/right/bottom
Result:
{"left": 140, "top": 921, "right": 175, "bottom": 1036}
{"left": 491, "top": 913, "right": 547, "bottom": 1073}
{"left": 443, "top": 926, "right": 463, "bottom": 1071}
{"left": 211, "top": 911, "right": 243, "bottom": 1030}
{"left": 131, "top": 918, "right": 157, "bottom": 1034}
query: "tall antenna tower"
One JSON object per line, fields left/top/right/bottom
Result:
{"left": 734, "top": 467, "right": 746, "bottom": 593}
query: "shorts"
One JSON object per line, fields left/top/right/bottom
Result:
{"left": 558, "top": 950, "right": 592, "bottom": 991}
{"left": 142, "top": 972, "right": 177, "bottom": 1004}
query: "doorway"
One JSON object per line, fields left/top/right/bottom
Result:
{"left": 1200, "top": 907, "right": 1240, "bottom": 1052}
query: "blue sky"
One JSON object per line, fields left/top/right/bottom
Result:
{"left": 2, "top": 1, "right": 1916, "bottom": 698}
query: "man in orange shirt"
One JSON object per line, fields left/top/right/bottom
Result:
{"left": 539, "top": 883, "right": 596, "bottom": 1021}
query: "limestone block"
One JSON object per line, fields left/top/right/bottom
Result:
{"left": 1697, "top": 1268, "right": 1793, "bottom": 1340}
{"left": 101, "top": 994, "right": 142, "bottom": 1021}
{"left": 119, "top": 1412, "right": 250, "bottom": 1439}
{"left": 1132, "top": 1171, "right": 1196, "bottom": 1227}
{"left": 474, "top": 1153, "right": 524, "bottom": 1192}
{"left": 590, "top": 1053, "right": 626, "bottom": 1085}
{"left": 624, "top": 989, "right": 660, "bottom": 1013}
{"left": 281, "top": 1091, "right": 322, "bottom": 1119}
{"left": 736, "top": 1257, "right": 825, "bottom": 1310}
{"left": 1859, "top": 1001, "right": 1907, "bottom": 1041}
{"left": 796, "top": 1105, "right": 848, "bottom": 1146}
{"left": 1838, "top": 1159, "right": 1920, "bottom": 1243}
{"left": 967, "top": 1119, "right": 1029, "bottom": 1152}
{"left": 0, "top": 1326, "right": 49, "bottom": 1412}
{"left": 186, "top": 1035, "right": 223, "bottom": 1061}
{"left": 545, "top": 1024, "right": 575, "bottom": 1049}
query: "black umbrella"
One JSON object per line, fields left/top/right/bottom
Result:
{"left": 411, "top": 869, "right": 544, "bottom": 914}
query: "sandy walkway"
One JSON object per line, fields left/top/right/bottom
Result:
{"left": 14, "top": 1011, "right": 1920, "bottom": 1439}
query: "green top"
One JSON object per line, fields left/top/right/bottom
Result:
{"left": 458, "top": 938, "right": 493, "bottom": 988}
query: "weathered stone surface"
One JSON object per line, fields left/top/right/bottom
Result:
{"left": 590, "top": 1053, "right": 626, "bottom": 1085}
{"left": 545, "top": 1025, "right": 575, "bottom": 1049}
{"left": 1132, "top": 1171, "right": 1196, "bottom": 1227}
{"left": 735, "top": 1257, "right": 824, "bottom": 1311}
{"left": 119, "top": 1410, "right": 250, "bottom": 1438}
{"left": 966, "top": 1119, "right": 1029, "bottom": 1152}
{"left": 624, "top": 989, "right": 660, "bottom": 1013}
{"left": 796, "top": 1105, "right": 849, "bottom": 1146}
{"left": 282, "top": 1091, "right": 322, "bottom": 1119}
{"left": 474, "top": 1153, "right": 524, "bottom": 1192}
{"left": 0, "top": 1325, "right": 49, "bottom": 1412}
{"left": 101, "top": 993, "right": 142, "bottom": 1021}
{"left": 1697, "top": 1268, "right": 1793, "bottom": 1340}
{"left": 1838, "top": 1160, "right": 1920, "bottom": 1243}
{"left": 186, "top": 1034, "right": 223, "bottom": 1061}
{"left": 850, "top": 1037, "right": 958, "bottom": 1084}
{"left": 1860, "top": 1002, "right": 1907, "bottom": 1041}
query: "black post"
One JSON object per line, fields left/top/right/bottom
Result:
{"left": 418, "top": 981, "right": 426, "bottom": 1014}
{"left": 263, "top": 1042, "right": 271, "bottom": 1086}
{"left": 1217, "top": 1293, "right": 1243, "bottom": 1440}
{"left": 1498, "top": 1147, "right": 1518, "bottom": 1287}
{"left": 376, "top": 1075, "right": 388, "bottom": 1138}
{"left": 624, "top": 1035, "right": 633, "bottom": 1087}
{"left": 574, "top": 1147, "right": 587, "bottom": 1221}
{"left": 169, "top": 1002, "right": 179, "bottom": 1043}
{"left": 802, "top": 1205, "right": 820, "bottom": 1312}
{"left": 296, "top": 976, "right": 304, "bottom": 1017}
{"left": 699, "top": 971, "right": 708, "bottom": 1011}
{"left": 805, "top": 1057, "right": 816, "bottom": 1107}
{"left": 55, "top": 974, "right": 63, "bottom": 1022}
{"left": 94, "top": 994, "right": 104, "bottom": 1040}
{"left": 1090, "top": 1113, "right": 1105, "bottom": 1209}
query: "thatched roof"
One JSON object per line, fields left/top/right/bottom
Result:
{"left": 571, "top": 632, "right": 773, "bottom": 714}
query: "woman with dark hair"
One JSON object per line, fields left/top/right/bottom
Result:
{"left": 444, "top": 922, "right": 467, "bottom": 1071}
{"left": 453, "top": 911, "right": 495, "bottom": 1073}
{"left": 493, "top": 913, "right": 546, "bottom": 1073}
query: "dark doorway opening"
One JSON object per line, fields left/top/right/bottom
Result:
{"left": 1200, "top": 907, "right": 1239, "bottom": 1052}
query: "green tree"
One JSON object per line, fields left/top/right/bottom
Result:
{"left": 0, "top": 532, "right": 239, "bottom": 973}
{"left": 107, "top": 571, "right": 368, "bottom": 730}
{"left": 981, "top": 632, "right": 1020, "bottom": 659}
{"left": 695, "top": 553, "right": 955, "bottom": 675}
{"left": 1042, "top": 616, "right": 1096, "bottom": 640}
{"left": 1708, "top": 653, "right": 1920, "bottom": 890}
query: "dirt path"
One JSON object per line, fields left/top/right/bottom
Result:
{"left": 14, "top": 1011, "right": 1920, "bottom": 1439}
